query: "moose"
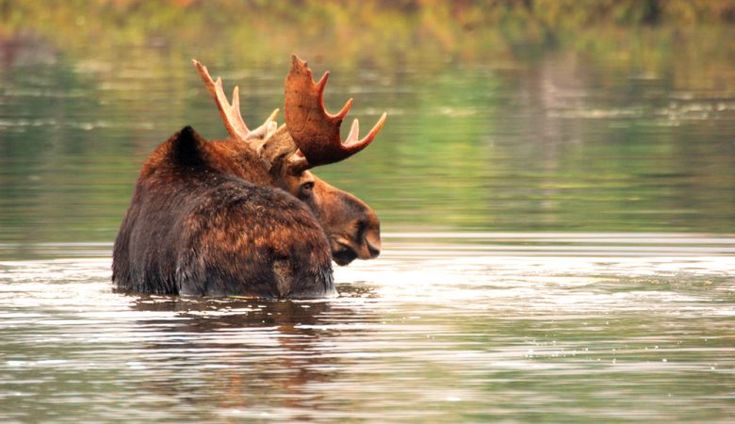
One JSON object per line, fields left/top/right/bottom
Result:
{"left": 112, "top": 56, "right": 386, "bottom": 298}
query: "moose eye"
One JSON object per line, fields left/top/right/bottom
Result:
{"left": 299, "top": 181, "right": 315, "bottom": 197}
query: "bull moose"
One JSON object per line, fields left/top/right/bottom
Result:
{"left": 112, "top": 56, "right": 386, "bottom": 298}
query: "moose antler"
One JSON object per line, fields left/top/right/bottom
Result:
{"left": 284, "top": 55, "right": 387, "bottom": 168}
{"left": 192, "top": 59, "right": 278, "bottom": 142}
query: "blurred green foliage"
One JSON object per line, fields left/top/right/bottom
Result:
{"left": 2, "top": 0, "right": 735, "bottom": 63}
{"left": 2, "top": 0, "right": 734, "bottom": 93}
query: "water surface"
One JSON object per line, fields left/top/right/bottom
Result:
{"left": 1, "top": 234, "right": 734, "bottom": 422}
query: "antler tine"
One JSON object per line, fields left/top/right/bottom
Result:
{"left": 248, "top": 108, "right": 280, "bottom": 140}
{"left": 193, "top": 59, "right": 281, "bottom": 144}
{"left": 284, "top": 54, "right": 387, "bottom": 168}
{"left": 344, "top": 113, "right": 387, "bottom": 148}
{"left": 192, "top": 59, "right": 250, "bottom": 141}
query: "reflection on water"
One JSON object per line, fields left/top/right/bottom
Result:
{"left": 2, "top": 27, "right": 735, "bottom": 247}
{"left": 1, "top": 234, "right": 734, "bottom": 422}
{"left": 125, "top": 298, "right": 365, "bottom": 420}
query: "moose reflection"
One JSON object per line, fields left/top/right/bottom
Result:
{"left": 130, "top": 296, "right": 379, "bottom": 417}
{"left": 113, "top": 56, "right": 386, "bottom": 298}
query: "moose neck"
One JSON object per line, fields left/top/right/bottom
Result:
{"left": 202, "top": 138, "right": 276, "bottom": 187}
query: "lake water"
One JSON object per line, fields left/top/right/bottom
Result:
{"left": 1, "top": 9, "right": 735, "bottom": 423}
{"left": 1, "top": 234, "right": 734, "bottom": 422}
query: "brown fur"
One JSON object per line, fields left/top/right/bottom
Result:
{"left": 112, "top": 125, "right": 380, "bottom": 298}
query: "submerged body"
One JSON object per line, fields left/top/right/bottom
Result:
{"left": 112, "top": 57, "right": 384, "bottom": 298}
{"left": 113, "top": 127, "right": 334, "bottom": 298}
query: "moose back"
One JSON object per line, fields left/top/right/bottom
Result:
{"left": 112, "top": 56, "right": 386, "bottom": 298}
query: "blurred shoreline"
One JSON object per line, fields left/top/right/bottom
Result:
{"left": 2, "top": 1, "right": 735, "bottom": 69}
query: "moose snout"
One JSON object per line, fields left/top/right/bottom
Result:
{"left": 316, "top": 181, "right": 381, "bottom": 265}
{"left": 330, "top": 230, "right": 380, "bottom": 265}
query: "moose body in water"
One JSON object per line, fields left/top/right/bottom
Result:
{"left": 112, "top": 56, "right": 386, "bottom": 298}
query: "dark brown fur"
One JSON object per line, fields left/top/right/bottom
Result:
{"left": 112, "top": 127, "right": 335, "bottom": 298}
{"left": 114, "top": 58, "right": 384, "bottom": 298}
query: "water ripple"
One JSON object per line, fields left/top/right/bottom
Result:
{"left": 1, "top": 233, "right": 733, "bottom": 422}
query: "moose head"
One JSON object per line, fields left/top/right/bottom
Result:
{"left": 192, "top": 56, "right": 386, "bottom": 266}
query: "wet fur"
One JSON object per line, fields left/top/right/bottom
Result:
{"left": 112, "top": 127, "right": 334, "bottom": 298}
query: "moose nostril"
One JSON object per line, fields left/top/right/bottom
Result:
{"left": 367, "top": 243, "right": 380, "bottom": 259}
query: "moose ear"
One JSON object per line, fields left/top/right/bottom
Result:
{"left": 170, "top": 126, "right": 208, "bottom": 167}
{"left": 257, "top": 125, "right": 300, "bottom": 173}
